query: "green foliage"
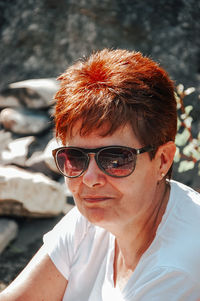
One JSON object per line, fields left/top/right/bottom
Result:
{"left": 174, "top": 84, "right": 200, "bottom": 175}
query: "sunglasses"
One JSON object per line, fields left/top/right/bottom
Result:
{"left": 52, "top": 145, "right": 154, "bottom": 178}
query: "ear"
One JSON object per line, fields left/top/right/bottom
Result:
{"left": 155, "top": 141, "right": 176, "bottom": 181}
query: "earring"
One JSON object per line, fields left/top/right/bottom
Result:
{"left": 161, "top": 173, "right": 165, "bottom": 178}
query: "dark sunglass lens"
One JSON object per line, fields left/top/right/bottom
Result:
{"left": 56, "top": 149, "right": 86, "bottom": 177}
{"left": 98, "top": 148, "right": 136, "bottom": 177}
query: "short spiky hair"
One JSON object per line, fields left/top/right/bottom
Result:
{"left": 54, "top": 49, "right": 177, "bottom": 155}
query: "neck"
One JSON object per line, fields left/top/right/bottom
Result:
{"left": 115, "top": 180, "right": 170, "bottom": 270}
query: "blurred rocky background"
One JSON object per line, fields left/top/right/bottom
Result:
{"left": 0, "top": 0, "right": 199, "bottom": 290}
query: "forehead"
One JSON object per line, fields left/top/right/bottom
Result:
{"left": 65, "top": 121, "right": 141, "bottom": 149}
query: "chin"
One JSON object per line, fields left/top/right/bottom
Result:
{"left": 79, "top": 204, "right": 112, "bottom": 227}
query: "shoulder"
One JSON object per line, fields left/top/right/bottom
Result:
{"left": 154, "top": 180, "right": 200, "bottom": 280}
{"left": 170, "top": 180, "right": 200, "bottom": 204}
{"left": 131, "top": 266, "right": 200, "bottom": 300}
{"left": 169, "top": 180, "right": 200, "bottom": 224}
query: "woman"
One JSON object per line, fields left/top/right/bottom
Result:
{"left": 1, "top": 49, "right": 200, "bottom": 300}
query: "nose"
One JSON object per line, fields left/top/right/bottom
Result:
{"left": 82, "top": 155, "right": 106, "bottom": 188}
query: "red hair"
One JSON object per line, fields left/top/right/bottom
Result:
{"left": 54, "top": 49, "right": 177, "bottom": 156}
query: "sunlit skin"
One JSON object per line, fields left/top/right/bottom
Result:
{"left": 65, "top": 122, "right": 176, "bottom": 286}
{"left": 67, "top": 123, "right": 166, "bottom": 231}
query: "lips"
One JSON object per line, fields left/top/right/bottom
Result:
{"left": 82, "top": 196, "right": 112, "bottom": 203}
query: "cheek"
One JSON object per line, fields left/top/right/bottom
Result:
{"left": 65, "top": 178, "right": 80, "bottom": 196}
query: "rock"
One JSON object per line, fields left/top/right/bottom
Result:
{"left": 8, "top": 78, "right": 59, "bottom": 109}
{"left": 43, "top": 138, "right": 61, "bottom": 173}
{"left": 0, "top": 213, "right": 66, "bottom": 286}
{"left": 0, "top": 219, "right": 18, "bottom": 254}
{"left": 0, "top": 94, "right": 21, "bottom": 108}
{"left": 25, "top": 137, "right": 63, "bottom": 179}
{"left": 62, "top": 203, "right": 74, "bottom": 215}
{"left": 0, "top": 166, "right": 66, "bottom": 217}
{"left": 25, "top": 137, "right": 61, "bottom": 177}
{"left": 0, "top": 79, "right": 59, "bottom": 109}
{"left": 25, "top": 150, "right": 60, "bottom": 179}
{"left": 0, "top": 130, "right": 12, "bottom": 152}
{"left": 59, "top": 177, "right": 74, "bottom": 205}
{"left": 0, "top": 136, "right": 35, "bottom": 166}
{"left": 0, "top": 107, "right": 51, "bottom": 135}
{"left": 0, "top": 282, "right": 6, "bottom": 293}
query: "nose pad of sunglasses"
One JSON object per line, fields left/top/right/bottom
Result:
{"left": 85, "top": 154, "right": 100, "bottom": 172}
{"left": 79, "top": 154, "right": 106, "bottom": 181}
{"left": 86, "top": 153, "right": 114, "bottom": 175}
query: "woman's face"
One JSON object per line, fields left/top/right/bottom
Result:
{"left": 65, "top": 122, "right": 162, "bottom": 233}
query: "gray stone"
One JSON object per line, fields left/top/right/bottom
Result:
{"left": 0, "top": 166, "right": 66, "bottom": 217}
{"left": 43, "top": 138, "right": 61, "bottom": 174}
{"left": 59, "top": 177, "right": 74, "bottom": 205}
{"left": 25, "top": 150, "right": 60, "bottom": 179}
{"left": 0, "top": 219, "right": 18, "bottom": 254}
{"left": 0, "top": 130, "right": 12, "bottom": 153}
{"left": 25, "top": 137, "right": 61, "bottom": 177}
{"left": 0, "top": 78, "right": 58, "bottom": 109}
{"left": 0, "top": 282, "right": 6, "bottom": 293}
{"left": 8, "top": 78, "right": 59, "bottom": 109}
{"left": 0, "top": 107, "right": 50, "bottom": 135}
{"left": 0, "top": 136, "right": 35, "bottom": 166}
{"left": 0, "top": 94, "right": 20, "bottom": 108}
{"left": 62, "top": 203, "right": 74, "bottom": 215}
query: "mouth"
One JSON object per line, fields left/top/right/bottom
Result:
{"left": 82, "top": 196, "right": 112, "bottom": 203}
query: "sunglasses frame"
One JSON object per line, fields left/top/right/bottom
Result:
{"left": 52, "top": 145, "right": 155, "bottom": 178}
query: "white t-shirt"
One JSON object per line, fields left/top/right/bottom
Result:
{"left": 43, "top": 180, "right": 200, "bottom": 300}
